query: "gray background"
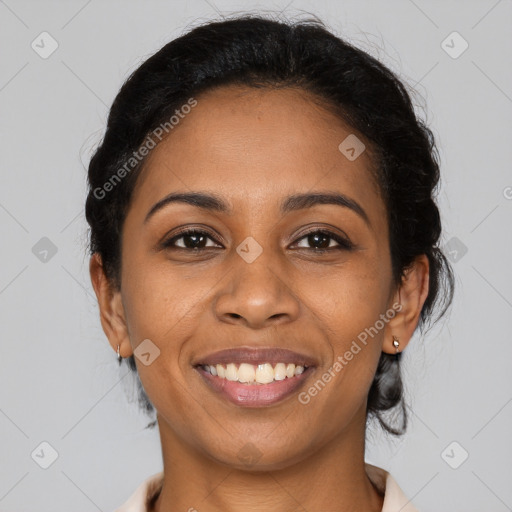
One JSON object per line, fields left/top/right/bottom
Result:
{"left": 1, "top": 0, "right": 511, "bottom": 511}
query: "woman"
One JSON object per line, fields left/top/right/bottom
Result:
{"left": 86, "top": 14, "right": 454, "bottom": 512}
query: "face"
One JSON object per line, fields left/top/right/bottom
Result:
{"left": 113, "top": 85, "right": 400, "bottom": 469}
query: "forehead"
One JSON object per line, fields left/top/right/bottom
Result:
{"left": 130, "top": 85, "right": 385, "bottom": 225}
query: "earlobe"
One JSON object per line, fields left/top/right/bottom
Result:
{"left": 89, "top": 253, "right": 132, "bottom": 358}
{"left": 382, "top": 254, "right": 430, "bottom": 354}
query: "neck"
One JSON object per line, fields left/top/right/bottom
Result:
{"left": 151, "top": 406, "right": 384, "bottom": 512}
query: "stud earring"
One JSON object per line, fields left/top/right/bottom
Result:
{"left": 392, "top": 336, "right": 400, "bottom": 353}
{"left": 117, "top": 344, "right": 122, "bottom": 362}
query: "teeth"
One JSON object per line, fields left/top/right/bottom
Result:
{"left": 225, "top": 363, "right": 238, "bottom": 381}
{"left": 238, "top": 363, "right": 255, "bottom": 383}
{"left": 202, "top": 362, "right": 307, "bottom": 384}
{"left": 256, "top": 363, "right": 274, "bottom": 384}
{"left": 274, "top": 363, "right": 286, "bottom": 381}
{"left": 294, "top": 365, "right": 304, "bottom": 376}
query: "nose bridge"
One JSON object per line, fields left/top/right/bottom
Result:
{"left": 213, "top": 235, "right": 299, "bottom": 327}
{"left": 232, "top": 235, "right": 283, "bottom": 304}
{"left": 235, "top": 238, "right": 280, "bottom": 294}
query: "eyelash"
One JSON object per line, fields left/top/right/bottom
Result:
{"left": 161, "top": 227, "right": 354, "bottom": 253}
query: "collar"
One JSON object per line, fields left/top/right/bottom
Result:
{"left": 115, "top": 462, "right": 419, "bottom": 512}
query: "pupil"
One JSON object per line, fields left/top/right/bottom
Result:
{"left": 309, "top": 233, "right": 329, "bottom": 249}
{"left": 185, "top": 233, "right": 205, "bottom": 249}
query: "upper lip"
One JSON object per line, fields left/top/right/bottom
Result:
{"left": 193, "top": 347, "right": 318, "bottom": 368}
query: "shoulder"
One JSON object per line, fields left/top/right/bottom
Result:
{"left": 114, "top": 471, "right": 164, "bottom": 512}
{"left": 365, "top": 462, "right": 420, "bottom": 512}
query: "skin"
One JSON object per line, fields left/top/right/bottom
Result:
{"left": 90, "top": 85, "right": 429, "bottom": 512}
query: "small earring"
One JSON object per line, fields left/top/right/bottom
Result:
{"left": 392, "top": 335, "right": 400, "bottom": 353}
{"left": 117, "top": 344, "right": 122, "bottom": 362}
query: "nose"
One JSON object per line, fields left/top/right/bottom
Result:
{"left": 213, "top": 249, "right": 300, "bottom": 329}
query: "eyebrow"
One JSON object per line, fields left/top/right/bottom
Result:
{"left": 144, "top": 191, "right": 371, "bottom": 227}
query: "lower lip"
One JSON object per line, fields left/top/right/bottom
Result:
{"left": 195, "top": 366, "right": 313, "bottom": 407}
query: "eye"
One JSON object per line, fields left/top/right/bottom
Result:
{"left": 292, "top": 229, "right": 354, "bottom": 252}
{"left": 161, "top": 227, "right": 354, "bottom": 253}
{"left": 162, "top": 228, "right": 222, "bottom": 250}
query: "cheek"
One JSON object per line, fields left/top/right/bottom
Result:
{"left": 120, "top": 248, "right": 196, "bottom": 341}
{"left": 120, "top": 256, "right": 201, "bottom": 425}
{"left": 313, "top": 257, "right": 391, "bottom": 336}
{"left": 310, "top": 257, "right": 391, "bottom": 388}
{"left": 297, "top": 274, "right": 388, "bottom": 432}
{"left": 327, "top": 280, "right": 389, "bottom": 347}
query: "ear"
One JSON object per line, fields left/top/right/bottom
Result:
{"left": 89, "top": 253, "right": 133, "bottom": 358}
{"left": 382, "top": 254, "right": 430, "bottom": 354}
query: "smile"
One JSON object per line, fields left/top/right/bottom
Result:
{"left": 195, "top": 362, "right": 314, "bottom": 407}
{"left": 192, "top": 346, "right": 317, "bottom": 407}
{"left": 201, "top": 362, "right": 307, "bottom": 384}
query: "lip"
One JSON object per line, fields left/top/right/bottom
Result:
{"left": 195, "top": 364, "right": 314, "bottom": 407}
{"left": 192, "top": 347, "right": 318, "bottom": 367}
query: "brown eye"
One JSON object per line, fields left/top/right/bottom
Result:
{"left": 163, "top": 229, "right": 222, "bottom": 250}
{"left": 161, "top": 228, "right": 353, "bottom": 253}
{"left": 293, "top": 230, "right": 354, "bottom": 252}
